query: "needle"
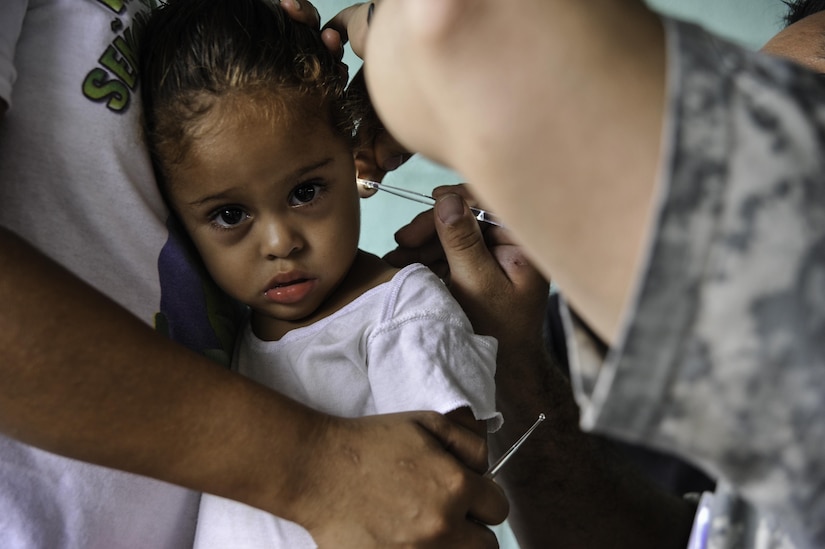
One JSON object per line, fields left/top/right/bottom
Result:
{"left": 484, "top": 413, "right": 545, "bottom": 479}
{"left": 356, "top": 178, "right": 505, "bottom": 228}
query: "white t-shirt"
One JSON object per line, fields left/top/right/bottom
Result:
{"left": 0, "top": 1, "right": 236, "bottom": 547}
{"left": 194, "top": 263, "right": 501, "bottom": 549}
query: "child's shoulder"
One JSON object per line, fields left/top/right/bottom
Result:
{"left": 352, "top": 250, "right": 399, "bottom": 288}
{"left": 382, "top": 262, "right": 462, "bottom": 318}
{"left": 347, "top": 252, "right": 452, "bottom": 311}
{"left": 329, "top": 250, "right": 399, "bottom": 309}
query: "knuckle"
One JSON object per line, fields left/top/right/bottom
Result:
{"left": 447, "top": 223, "right": 483, "bottom": 253}
{"left": 424, "top": 513, "right": 452, "bottom": 540}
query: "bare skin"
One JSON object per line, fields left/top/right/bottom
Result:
{"left": 335, "top": 1, "right": 825, "bottom": 348}
{"left": 761, "top": 10, "right": 825, "bottom": 71}
{"left": 0, "top": 224, "right": 507, "bottom": 548}
{"left": 0, "top": 2, "right": 508, "bottom": 547}
{"left": 382, "top": 186, "right": 696, "bottom": 548}
{"left": 327, "top": 1, "right": 825, "bottom": 547}
{"left": 333, "top": 0, "right": 666, "bottom": 346}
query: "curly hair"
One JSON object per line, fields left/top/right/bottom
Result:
{"left": 783, "top": 0, "right": 825, "bottom": 25}
{"left": 137, "top": 0, "right": 351, "bottom": 187}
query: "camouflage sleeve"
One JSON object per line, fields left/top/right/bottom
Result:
{"left": 566, "top": 17, "right": 825, "bottom": 548}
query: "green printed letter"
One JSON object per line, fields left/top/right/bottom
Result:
{"left": 82, "top": 68, "right": 130, "bottom": 112}
{"left": 101, "top": 43, "right": 137, "bottom": 89}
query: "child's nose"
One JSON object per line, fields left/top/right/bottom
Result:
{"left": 259, "top": 217, "right": 302, "bottom": 259}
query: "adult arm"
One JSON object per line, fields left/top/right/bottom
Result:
{"left": 0, "top": 212, "right": 502, "bottom": 543}
{"left": 335, "top": 0, "right": 667, "bottom": 345}
{"left": 389, "top": 189, "right": 696, "bottom": 548}
{"left": 337, "top": 1, "right": 825, "bottom": 545}
{"left": 0, "top": 2, "right": 507, "bottom": 546}
{"left": 0, "top": 225, "right": 506, "bottom": 547}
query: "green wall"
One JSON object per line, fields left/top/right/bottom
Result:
{"left": 648, "top": 0, "right": 787, "bottom": 49}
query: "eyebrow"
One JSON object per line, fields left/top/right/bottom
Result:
{"left": 187, "top": 191, "right": 235, "bottom": 208}
{"left": 186, "top": 157, "right": 336, "bottom": 207}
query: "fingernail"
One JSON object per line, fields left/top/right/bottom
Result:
{"left": 436, "top": 194, "right": 464, "bottom": 225}
{"left": 282, "top": 0, "right": 301, "bottom": 10}
{"left": 382, "top": 154, "right": 405, "bottom": 171}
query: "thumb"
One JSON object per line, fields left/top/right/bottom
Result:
{"left": 433, "top": 193, "right": 499, "bottom": 293}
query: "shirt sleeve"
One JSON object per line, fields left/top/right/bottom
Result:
{"left": 366, "top": 309, "right": 502, "bottom": 432}
{"left": 0, "top": 0, "right": 28, "bottom": 108}
{"left": 566, "top": 17, "right": 825, "bottom": 548}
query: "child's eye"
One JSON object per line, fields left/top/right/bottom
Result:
{"left": 289, "top": 182, "right": 325, "bottom": 206}
{"left": 209, "top": 206, "right": 250, "bottom": 229}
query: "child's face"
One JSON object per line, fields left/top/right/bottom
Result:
{"left": 165, "top": 99, "right": 360, "bottom": 331}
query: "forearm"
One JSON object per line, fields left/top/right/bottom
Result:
{"left": 492, "top": 340, "right": 695, "bottom": 549}
{"left": 0, "top": 226, "right": 319, "bottom": 515}
{"left": 365, "top": 0, "right": 667, "bottom": 344}
{"left": 0, "top": 227, "right": 511, "bottom": 547}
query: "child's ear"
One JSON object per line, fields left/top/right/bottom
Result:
{"left": 354, "top": 151, "right": 379, "bottom": 199}
{"left": 356, "top": 176, "right": 378, "bottom": 199}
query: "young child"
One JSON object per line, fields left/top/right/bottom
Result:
{"left": 138, "top": 0, "right": 501, "bottom": 547}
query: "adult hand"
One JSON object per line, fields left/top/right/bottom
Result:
{"left": 383, "top": 191, "right": 697, "bottom": 549}
{"left": 0, "top": 225, "right": 507, "bottom": 547}
{"left": 279, "top": 0, "right": 347, "bottom": 65}
{"left": 385, "top": 185, "right": 549, "bottom": 349}
{"left": 361, "top": 0, "right": 665, "bottom": 345}
{"left": 277, "top": 0, "right": 322, "bottom": 28}
{"left": 315, "top": 3, "right": 412, "bottom": 188}
{"left": 324, "top": 2, "right": 372, "bottom": 58}
{"left": 290, "top": 412, "right": 508, "bottom": 548}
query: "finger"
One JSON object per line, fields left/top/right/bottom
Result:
{"left": 483, "top": 225, "right": 520, "bottom": 248}
{"left": 320, "top": 28, "right": 345, "bottom": 61}
{"left": 324, "top": 4, "right": 371, "bottom": 56}
{"left": 433, "top": 193, "right": 502, "bottom": 297}
{"left": 427, "top": 259, "right": 450, "bottom": 280}
{"left": 386, "top": 212, "right": 447, "bottom": 270}
{"left": 467, "top": 479, "right": 510, "bottom": 528}
{"left": 373, "top": 132, "right": 414, "bottom": 173}
{"left": 404, "top": 239, "right": 445, "bottom": 267}
{"left": 432, "top": 183, "right": 475, "bottom": 202}
{"left": 382, "top": 247, "right": 414, "bottom": 268}
{"left": 452, "top": 518, "right": 503, "bottom": 549}
{"left": 385, "top": 248, "right": 448, "bottom": 276}
{"left": 384, "top": 246, "right": 449, "bottom": 280}
{"left": 433, "top": 184, "right": 502, "bottom": 239}
{"left": 392, "top": 208, "right": 437, "bottom": 249}
{"left": 408, "top": 417, "right": 509, "bottom": 540}
{"left": 413, "top": 411, "right": 488, "bottom": 472}
{"left": 279, "top": 0, "right": 320, "bottom": 28}
{"left": 383, "top": 243, "right": 442, "bottom": 270}
{"left": 324, "top": 5, "right": 356, "bottom": 45}
{"left": 433, "top": 185, "right": 506, "bottom": 244}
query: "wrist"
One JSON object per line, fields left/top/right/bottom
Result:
{"left": 188, "top": 376, "right": 330, "bottom": 521}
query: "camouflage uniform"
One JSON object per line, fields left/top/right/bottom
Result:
{"left": 565, "top": 18, "right": 825, "bottom": 549}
